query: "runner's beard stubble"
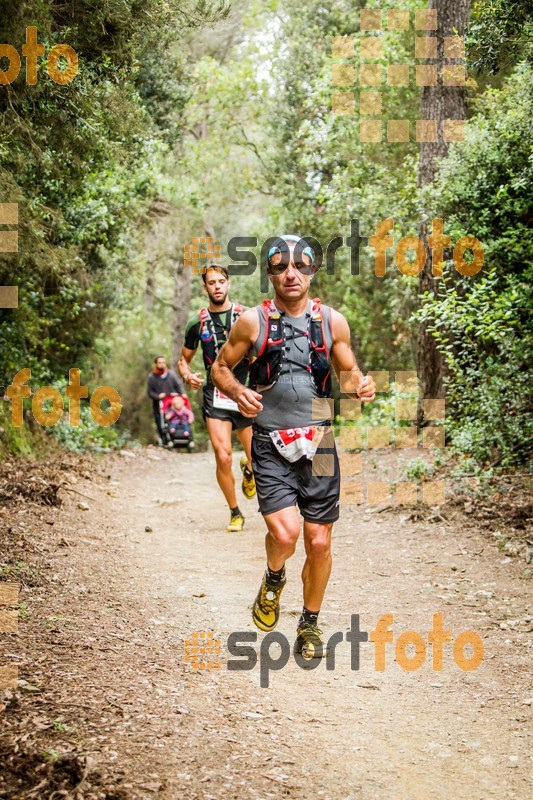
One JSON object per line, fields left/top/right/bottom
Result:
{"left": 209, "top": 292, "right": 228, "bottom": 306}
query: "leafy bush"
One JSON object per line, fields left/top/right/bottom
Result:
{"left": 336, "top": 380, "right": 422, "bottom": 431}
{"left": 0, "top": 0, "right": 229, "bottom": 445}
{"left": 416, "top": 67, "right": 533, "bottom": 468}
{"left": 401, "top": 458, "right": 433, "bottom": 483}
{"left": 0, "top": 383, "right": 131, "bottom": 456}
{"left": 0, "top": 403, "right": 35, "bottom": 457}
{"left": 50, "top": 402, "right": 131, "bottom": 454}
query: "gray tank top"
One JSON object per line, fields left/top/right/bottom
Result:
{"left": 250, "top": 300, "right": 334, "bottom": 431}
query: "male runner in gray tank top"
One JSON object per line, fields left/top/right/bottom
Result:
{"left": 211, "top": 235, "right": 375, "bottom": 657}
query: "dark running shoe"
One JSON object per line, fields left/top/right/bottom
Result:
{"left": 294, "top": 622, "right": 328, "bottom": 659}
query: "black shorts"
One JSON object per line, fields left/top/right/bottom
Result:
{"left": 202, "top": 384, "right": 253, "bottom": 431}
{"left": 251, "top": 429, "right": 340, "bottom": 524}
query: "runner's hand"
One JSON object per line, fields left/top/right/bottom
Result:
{"left": 237, "top": 388, "right": 263, "bottom": 418}
{"left": 188, "top": 372, "right": 204, "bottom": 390}
{"left": 357, "top": 375, "right": 376, "bottom": 402}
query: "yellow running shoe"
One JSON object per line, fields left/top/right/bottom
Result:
{"left": 227, "top": 511, "right": 245, "bottom": 532}
{"left": 294, "top": 622, "right": 328, "bottom": 659}
{"left": 252, "top": 571, "right": 286, "bottom": 632}
{"left": 240, "top": 456, "right": 256, "bottom": 499}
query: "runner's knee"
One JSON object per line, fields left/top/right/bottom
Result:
{"left": 268, "top": 523, "right": 299, "bottom": 553}
{"left": 305, "top": 530, "right": 332, "bottom": 560}
{"left": 214, "top": 447, "right": 232, "bottom": 470}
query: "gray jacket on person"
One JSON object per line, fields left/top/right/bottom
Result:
{"left": 147, "top": 370, "right": 184, "bottom": 412}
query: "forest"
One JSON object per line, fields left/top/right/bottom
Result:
{"left": 0, "top": 3, "right": 532, "bottom": 798}
{"left": 0, "top": 0, "right": 530, "bottom": 470}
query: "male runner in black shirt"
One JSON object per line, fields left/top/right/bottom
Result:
{"left": 178, "top": 265, "right": 255, "bottom": 532}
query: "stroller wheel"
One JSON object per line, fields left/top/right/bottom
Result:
{"left": 188, "top": 440, "right": 195, "bottom": 451}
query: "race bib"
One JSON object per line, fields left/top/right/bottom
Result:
{"left": 213, "top": 387, "right": 239, "bottom": 412}
{"left": 269, "top": 426, "right": 326, "bottom": 463}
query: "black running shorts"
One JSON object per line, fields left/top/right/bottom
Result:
{"left": 202, "top": 384, "right": 253, "bottom": 430}
{"left": 251, "top": 429, "right": 340, "bottom": 523}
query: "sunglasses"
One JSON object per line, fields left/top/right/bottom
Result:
{"left": 267, "top": 246, "right": 316, "bottom": 276}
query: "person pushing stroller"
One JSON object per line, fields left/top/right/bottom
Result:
{"left": 165, "top": 395, "right": 194, "bottom": 439}
{"left": 147, "top": 355, "right": 184, "bottom": 444}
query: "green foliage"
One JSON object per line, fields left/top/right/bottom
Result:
{"left": 51, "top": 402, "right": 131, "bottom": 453}
{"left": 18, "top": 602, "right": 32, "bottom": 620}
{"left": 249, "top": 0, "right": 424, "bottom": 371}
{"left": 401, "top": 458, "right": 433, "bottom": 483}
{"left": 0, "top": 0, "right": 230, "bottom": 452}
{"left": 0, "top": 404, "right": 35, "bottom": 457}
{"left": 340, "top": 381, "right": 417, "bottom": 431}
{"left": 1, "top": 0, "right": 531, "bottom": 472}
{"left": 51, "top": 721, "right": 69, "bottom": 733}
{"left": 416, "top": 67, "right": 533, "bottom": 467}
{"left": 467, "top": 0, "right": 533, "bottom": 74}
{"left": 0, "top": 402, "right": 65, "bottom": 459}
{"left": 0, "top": 385, "right": 130, "bottom": 455}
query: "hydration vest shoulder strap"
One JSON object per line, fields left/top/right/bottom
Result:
{"left": 309, "top": 297, "right": 329, "bottom": 357}
{"left": 256, "top": 300, "right": 282, "bottom": 356}
{"left": 203, "top": 304, "right": 241, "bottom": 329}
{"left": 199, "top": 307, "right": 215, "bottom": 340}
{"left": 198, "top": 307, "right": 219, "bottom": 369}
{"left": 200, "top": 305, "right": 234, "bottom": 336}
{"left": 263, "top": 298, "right": 277, "bottom": 315}
{"left": 311, "top": 297, "right": 324, "bottom": 325}
{"left": 231, "top": 302, "right": 244, "bottom": 326}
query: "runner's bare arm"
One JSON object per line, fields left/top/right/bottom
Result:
{"left": 178, "top": 347, "right": 204, "bottom": 390}
{"left": 329, "top": 309, "right": 376, "bottom": 402}
{"left": 211, "top": 309, "right": 264, "bottom": 418}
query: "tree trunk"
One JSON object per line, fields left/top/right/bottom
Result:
{"left": 144, "top": 271, "right": 155, "bottom": 313}
{"left": 417, "top": 0, "right": 469, "bottom": 420}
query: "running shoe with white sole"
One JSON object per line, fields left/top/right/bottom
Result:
{"left": 227, "top": 511, "right": 245, "bottom": 532}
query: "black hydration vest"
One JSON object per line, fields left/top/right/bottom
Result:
{"left": 198, "top": 303, "right": 244, "bottom": 370}
{"left": 249, "top": 298, "right": 332, "bottom": 397}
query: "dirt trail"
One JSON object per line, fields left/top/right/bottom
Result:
{"left": 2, "top": 446, "right": 532, "bottom": 799}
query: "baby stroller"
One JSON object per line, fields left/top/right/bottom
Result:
{"left": 159, "top": 393, "right": 195, "bottom": 451}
